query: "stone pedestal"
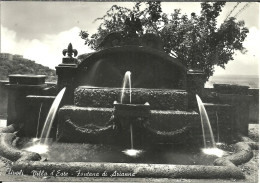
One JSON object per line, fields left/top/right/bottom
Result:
{"left": 56, "top": 57, "right": 78, "bottom": 105}
{"left": 5, "top": 75, "right": 47, "bottom": 129}
{"left": 56, "top": 64, "right": 77, "bottom": 89}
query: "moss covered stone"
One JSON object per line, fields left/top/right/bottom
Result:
{"left": 74, "top": 87, "right": 188, "bottom": 110}
{"left": 0, "top": 133, "right": 41, "bottom": 162}
{"left": 57, "top": 105, "right": 200, "bottom": 144}
{"left": 58, "top": 106, "right": 198, "bottom": 130}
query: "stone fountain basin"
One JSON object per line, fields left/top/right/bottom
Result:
{"left": 0, "top": 132, "right": 256, "bottom": 179}
{"left": 18, "top": 138, "right": 220, "bottom": 165}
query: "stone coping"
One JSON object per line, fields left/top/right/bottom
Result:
{"left": 26, "top": 95, "right": 56, "bottom": 103}
{"left": 5, "top": 84, "right": 48, "bottom": 89}
{"left": 12, "top": 161, "right": 243, "bottom": 179}
{"left": 0, "top": 126, "right": 258, "bottom": 179}
{"left": 59, "top": 105, "right": 198, "bottom": 115}
{"left": 203, "top": 103, "right": 232, "bottom": 107}
{"left": 8, "top": 74, "right": 46, "bottom": 85}
{"left": 45, "top": 82, "right": 57, "bottom": 85}
{"left": 8, "top": 74, "right": 46, "bottom": 78}
{"left": 77, "top": 86, "right": 186, "bottom": 91}
{"left": 0, "top": 80, "right": 9, "bottom": 84}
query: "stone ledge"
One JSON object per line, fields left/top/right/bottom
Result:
{"left": 8, "top": 74, "right": 46, "bottom": 85}
{"left": 74, "top": 87, "right": 188, "bottom": 110}
{"left": 26, "top": 95, "right": 56, "bottom": 103}
{"left": 11, "top": 161, "right": 244, "bottom": 179}
{"left": 58, "top": 106, "right": 199, "bottom": 131}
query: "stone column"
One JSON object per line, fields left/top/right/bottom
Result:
{"left": 55, "top": 43, "right": 78, "bottom": 105}
{"left": 5, "top": 75, "right": 47, "bottom": 128}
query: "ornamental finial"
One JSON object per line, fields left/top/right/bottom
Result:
{"left": 62, "top": 43, "right": 78, "bottom": 58}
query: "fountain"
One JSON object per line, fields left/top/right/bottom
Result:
{"left": 196, "top": 94, "right": 216, "bottom": 148}
{"left": 120, "top": 71, "right": 132, "bottom": 104}
{"left": 0, "top": 15, "right": 257, "bottom": 181}
{"left": 118, "top": 71, "right": 144, "bottom": 157}
{"left": 25, "top": 87, "right": 66, "bottom": 154}
{"left": 215, "top": 111, "right": 221, "bottom": 145}
{"left": 35, "top": 103, "right": 43, "bottom": 139}
{"left": 196, "top": 94, "right": 225, "bottom": 157}
{"left": 40, "top": 87, "right": 66, "bottom": 144}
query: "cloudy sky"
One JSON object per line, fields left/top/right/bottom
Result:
{"left": 0, "top": 1, "right": 259, "bottom": 77}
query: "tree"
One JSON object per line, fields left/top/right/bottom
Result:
{"left": 80, "top": 2, "right": 249, "bottom": 81}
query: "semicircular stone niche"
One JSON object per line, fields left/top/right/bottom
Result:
{"left": 76, "top": 46, "right": 187, "bottom": 89}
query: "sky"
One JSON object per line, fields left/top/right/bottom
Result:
{"left": 0, "top": 1, "right": 259, "bottom": 77}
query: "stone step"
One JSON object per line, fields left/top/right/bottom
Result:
{"left": 58, "top": 105, "right": 199, "bottom": 132}
{"left": 74, "top": 87, "right": 188, "bottom": 110}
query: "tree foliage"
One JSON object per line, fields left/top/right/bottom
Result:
{"left": 80, "top": 2, "right": 249, "bottom": 81}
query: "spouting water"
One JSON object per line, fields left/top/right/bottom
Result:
{"left": 196, "top": 95, "right": 216, "bottom": 148}
{"left": 215, "top": 111, "right": 220, "bottom": 144}
{"left": 120, "top": 71, "right": 131, "bottom": 104}
{"left": 25, "top": 143, "right": 49, "bottom": 154}
{"left": 25, "top": 88, "right": 66, "bottom": 154}
{"left": 196, "top": 95, "right": 224, "bottom": 157}
{"left": 35, "top": 103, "right": 43, "bottom": 138}
{"left": 120, "top": 71, "right": 134, "bottom": 148}
{"left": 120, "top": 71, "right": 143, "bottom": 157}
{"left": 40, "top": 87, "right": 66, "bottom": 144}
